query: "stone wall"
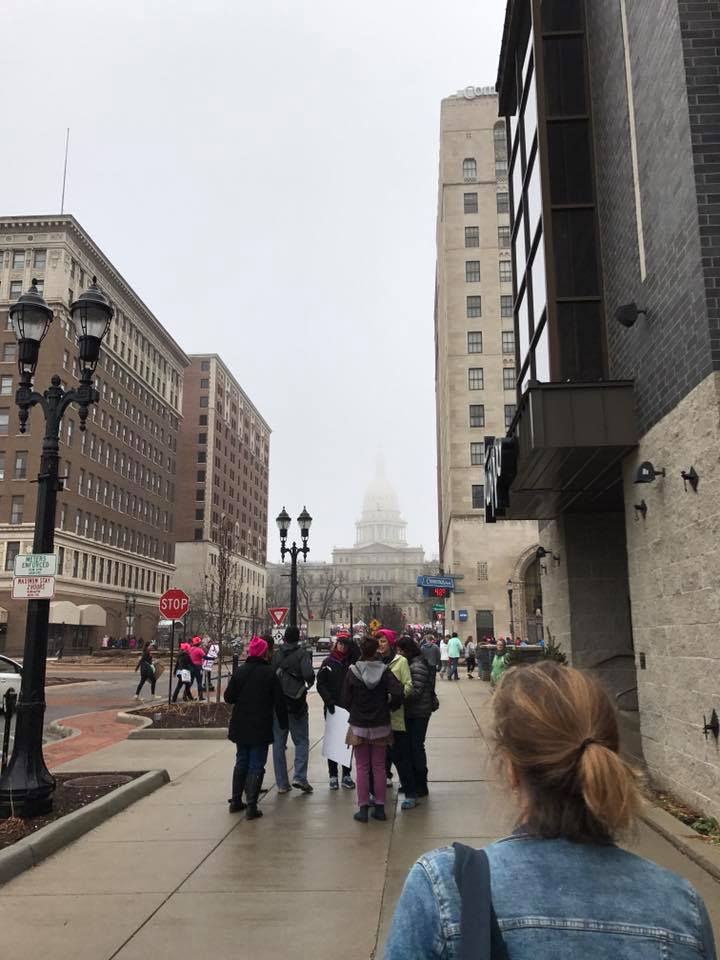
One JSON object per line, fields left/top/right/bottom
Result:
{"left": 623, "top": 371, "right": 720, "bottom": 820}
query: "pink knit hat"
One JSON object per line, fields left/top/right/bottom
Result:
{"left": 248, "top": 635, "right": 268, "bottom": 659}
{"left": 376, "top": 628, "right": 397, "bottom": 647}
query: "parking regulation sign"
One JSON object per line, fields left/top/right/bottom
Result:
{"left": 12, "top": 575, "right": 55, "bottom": 600}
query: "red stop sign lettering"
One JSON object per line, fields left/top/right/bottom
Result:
{"left": 159, "top": 588, "right": 190, "bottom": 620}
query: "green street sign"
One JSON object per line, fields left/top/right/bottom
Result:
{"left": 432, "top": 603, "right": 445, "bottom": 612}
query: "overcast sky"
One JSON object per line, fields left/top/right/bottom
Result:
{"left": 3, "top": 0, "right": 506, "bottom": 563}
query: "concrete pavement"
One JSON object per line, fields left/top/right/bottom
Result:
{"left": 0, "top": 679, "right": 717, "bottom": 959}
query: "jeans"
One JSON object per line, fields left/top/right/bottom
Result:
{"left": 355, "top": 743, "right": 387, "bottom": 806}
{"left": 172, "top": 676, "right": 194, "bottom": 701}
{"left": 466, "top": 655, "right": 476, "bottom": 676}
{"left": 235, "top": 743, "right": 269, "bottom": 776}
{"left": 272, "top": 708, "right": 309, "bottom": 786}
{"left": 440, "top": 661, "right": 448, "bottom": 677}
{"left": 406, "top": 715, "right": 430, "bottom": 795}
{"left": 448, "top": 657, "right": 459, "bottom": 680}
{"left": 327, "top": 759, "right": 351, "bottom": 779}
{"left": 391, "top": 729, "right": 417, "bottom": 799}
{"left": 135, "top": 675, "right": 156, "bottom": 696}
{"left": 193, "top": 664, "right": 205, "bottom": 697}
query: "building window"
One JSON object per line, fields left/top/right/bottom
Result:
{"left": 468, "top": 367, "right": 484, "bottom": 390}
{"left": 194, "top": 528, "right": 203, "bottom": 541}
{"left": 10, "top": 496, "right": 24, "bottom": 524}
{"left": 195, "top": 509, "right": 204, "bottom": 521}
{"left": 465, "top": 226, "right": 480, "bottom": 248}
{"left": 14, "top": 450, "right": 27, "bottom": 479}
{"left": 499, "top": 260, "right": 512, "bottom": 283}
{"left": 9, "top": 281, "right": 23, "bottom": 300}
{"left": 503, "top": 367, "right": 516, "bottom": 390}
{"left": 200, "top": 396, "right": 208, "bottom": 408}
{"left": 199, "top": 414, "right": 208, "bottom": 426}
{"left": 467, "top": 331, "right": 483, "bottom": 354}
{"left": 470, "top": 442, "right": 484, "bottom": 466}
{"left": 463, "top": 158, "right": 477, "bottom": 180}
{"left": 12, "top": 251, "right": 25, "bottom": 269}
{"left": 0, "top": 411, "right": 9, "bottom": 436}
{"left": 197, "top": 470, "right": 206, "bottom": 482}
{"left": 463, "top": 192, "right": 478, "bottom": 214}
{"left": 495, "top": 157, "right": 508, "bottom": 177}
{"left": 472, "top": 487, "right": 485, "bottom": 511}
{"left": 498, "top": 226, "right": 511, "bottom": 249}
{"left": 469, "top": 404, "right": 485, "bottom": 428}
{"left": 33, "top": 249, "right": 47, "bottom": 269}
{"left": 0, "top": 376, "right": 12, "bottom": 396}
{"left": 466, "top": 296, "right": 482, "bottom": 318}
{"left": 465, "top": 261, "right": 481, "bottom": 283}
{"left": 501, "top": 295, "right": 513, "bottom": 317}
{"left": 0, "top": 452, "right": 4, "bottom": 479}
{"left": 502, "top": 330, "right": 515, "bottom": 354}
{"left": 497, "top": 192, "right": 509, "bottom": 213}
{"left": 476, "top": 559, "right": 489, "bottom": 578}
{"left": 34, "top": 280, "right": 44, "bottom": 296}
{"left": 200, "top": 378, "right": 209, "bottom": 389}
{"left": 200, "top": 360, "right": 210, "bottom": 371}
{"left": 5, "top": 541, "right": 20, "bottom": 571}
{"left": 505, "top": 404, "right": 517, "bottom": 428}
{"left": 198, "top": 432, "right": 207, "bottom": 444}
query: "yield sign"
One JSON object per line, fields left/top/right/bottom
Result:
{"left": 268, "top": 607, "right": 289, "bottom": 627}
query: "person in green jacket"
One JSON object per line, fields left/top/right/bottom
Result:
{"left": 447, "top": 631, "right": 463, "bottom": 681}
{"left": 491, "top": 636, "right": 510, "bottom": 687}
{"left": 377, "top": 629, "right": 419, "bottom": 810}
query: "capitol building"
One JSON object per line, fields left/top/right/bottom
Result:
{"left": 267, "top": 463, "right": 437, "bottom": 626}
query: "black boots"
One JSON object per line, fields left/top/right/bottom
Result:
{"left": 228, "top": 767, "right": 247, "bottom": 813}
{"left": 245, "top": 772, "right": 265, "bottom": 820}
{"left": 353, "top": 805, "right": 369, "bottom": 823}
{"left": 372, "top": 804, "right": 387, "bottom": 821}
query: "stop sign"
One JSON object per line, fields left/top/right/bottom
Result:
{"left": 159, "top": 588, "right": 190, "bottom": 620}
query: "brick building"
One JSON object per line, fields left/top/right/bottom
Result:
{"left": 174, "top": 355, "right": 270, "bottom": 638}
{"left": 0, "top": 215, "right": 188, "bottom": 654}
{"left": 491, "top": 0, "right": 720, "bottom": 818}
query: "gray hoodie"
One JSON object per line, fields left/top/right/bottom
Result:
{"left": 350, "top": 660, "right": 386, "bottom": 690}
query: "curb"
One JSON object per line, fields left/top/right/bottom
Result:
{"left": 46, "top": 720, "right": 81, "bottom": 742}
{"left": 116, "top": 709, "right": 153, "bottom": 730}
{"left": 641, "top": 805, "right": 720, "bottom": 883}
{"left": 0, "top": 769, "right": 170, "bottom": 887}
{"left": 128, "top": 726, "right": 226, "bottom": 740}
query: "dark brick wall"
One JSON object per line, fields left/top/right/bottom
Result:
{"left": 586, "top": 0, "right": 715, "bottom": 436}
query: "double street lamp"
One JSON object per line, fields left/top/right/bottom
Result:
{"left": 368, "top": 589, "right": 381, "bottom": 619}
{"left": 0, "top": 278, "right": 112, "bottom": 817}
{"left": 276, "top": 507, "right": 312, "bottom": 629}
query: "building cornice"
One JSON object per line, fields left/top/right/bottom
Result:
{"left": 188, "top": 353, "right": 271, "bottom": 433}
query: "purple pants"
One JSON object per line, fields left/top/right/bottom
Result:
{"left": 354, "top": 742, "right": 387, "bottom": 806}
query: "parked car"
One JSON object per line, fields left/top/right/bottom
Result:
{"left": 315, "top": 637, "right": 332, "bottom": 653}
{"left": 0, "top": 655, "right": 22, "bottom": 712}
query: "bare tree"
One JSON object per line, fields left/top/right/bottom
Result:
{"left": 298, "top": 568, "right": 344, "bottom": 623}
{"left": 204, "top": 517, "right": 245, "bottom": 701}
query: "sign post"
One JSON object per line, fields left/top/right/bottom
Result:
{"left": 159, "top": 589, "right": 190, "bottom": 704}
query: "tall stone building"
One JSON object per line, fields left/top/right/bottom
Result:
{"left": 0, "top": 215, "right": 188, "bottom": 653}
{"left": 493, "top": 0, "right": 720, "bottom": 819}
{"left": 174, "top": 354, "right": 270, "bottom": 637}
{"left": 435, "top": 89, "right": 540, "bottom": 641}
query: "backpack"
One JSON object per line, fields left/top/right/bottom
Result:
{"left": 276, "top": 647, "right": 307, "bottom": 701}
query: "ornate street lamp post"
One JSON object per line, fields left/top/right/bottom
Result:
{"left": 367, "top": 589, "right": 381, "bottom": 620}
{"left": 276, "top": 507, "right": 312, "bottom": 629}
{"left": 507, "top": 579, "right": 515, "bottom": 639}
{"left": 0, "top": 278, "right": 112, "bottom": 817}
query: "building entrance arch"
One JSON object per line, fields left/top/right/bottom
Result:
{"left": 508, "top": 544, "right": 544, "bottom": 643}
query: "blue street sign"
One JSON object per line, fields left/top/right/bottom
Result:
{"left": 417, "top": 575, "right": 455, "bottom": 590}
{"left": 458, "top": 609, "right": 468, "bottom": 621}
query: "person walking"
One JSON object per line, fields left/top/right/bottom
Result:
{"left": 384, "top": 661, "right": 717, "bottom": 960}
{"left": 134, "top": 641, "right": 157, "bottom": 700}
{"left": 272, "top": 625, "right": 316, "bottom": 794}
{"left": 225, "top": 635, "right": 288, "bottom": 819}
{"left": 203, "top": 637, "right": 219, "bottom": 692}
{"left": 447, "top": 631, "right": 463, "bottom": 681}
{"left": 464, "top": 635, "right": 477, "bottom": 679}
{"left": 377, "top": 629, "right": 418, "bottom": 810}
{"left": 491, "top": 636, "right": 510, "bottom": 687}
{"left": 188, "top": 636, "right": 206, "bottom": 700}
{"left": 398, "top": 636, "right": 434, "bottom": 799}
{"left": 439, "top": 636, "right": 449, "bottom": 678}
{"left": 172, "top": 642, "right": 195, "bottom": 702}
{"left": 420, "top": 633, "right": 441, "bottom": 675}
{"left": 342, "top": 635, "right": 403, "bottom": 823}
{"left": 317, "top": 634, "right": 355, "bottom": 790}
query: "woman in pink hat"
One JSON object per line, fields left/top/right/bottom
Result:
{"left": 224, "top": 636, "right": 288, "bottom": 819}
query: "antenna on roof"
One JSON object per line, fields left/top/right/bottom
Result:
{"left": 60, "top": 128, "right": 70, "bottom": 214}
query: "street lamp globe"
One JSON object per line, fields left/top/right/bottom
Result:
{"left": 70, "top": 276, "right": 113, "bottom": 371}
{"left": 276, "top": 507, "right": 291, "bottom": 540}
{"left": 297, "top": 507, "right": 312, "bottom": 539}
{"left": 10, "top": 279, "right": 54, "bottom": 376}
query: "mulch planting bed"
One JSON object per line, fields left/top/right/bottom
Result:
{"left": 135, "top": 701, "right": 231, "bottom": 729}
{"left": 651, "top": 787, "right": 720, "bottom": 845}
{"left": 0, "top": 771, "right": 144, "bottom": 850}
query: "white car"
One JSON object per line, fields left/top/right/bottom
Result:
{"left": 0, "top": 655, "right": 22, "bottom": 711}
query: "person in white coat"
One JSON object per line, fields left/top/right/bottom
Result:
{"left": 439, "top": 636, "right": 449, "bottom": 678}
{"left": 203, "top": 637, "right": 220, "bottom": 692}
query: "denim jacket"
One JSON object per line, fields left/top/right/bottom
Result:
{"left": 384, "top": 834, "right": 717, "bottom": 960}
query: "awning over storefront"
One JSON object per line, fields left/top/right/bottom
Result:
{"left": 486, "top": 381, "right": 638, "bottom": 521}
{"left": 77, "top": 604, "right": 107, "bottom": 627}
{"left": 49, "top": 601, "right": 81, "bottom": 625}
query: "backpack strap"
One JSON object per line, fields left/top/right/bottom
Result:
{"left": 453, "top": 842, "right": 510, "bottom": 960}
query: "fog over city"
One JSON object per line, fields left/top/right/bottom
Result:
{"left": 1, "top": 0, "right": 506, "bottom": 561}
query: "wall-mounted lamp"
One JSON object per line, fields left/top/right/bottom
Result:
{"left": 536, "top": 546, "right": 560, "bottom": 566}
{"left": 703, "top": 708, "right": 719, "bottom": 742}
{"left": 634, "top": 500, "right": 648, "bottom": 520}
{"left": 681, "top": 467, "right": 700, "bottom": 492}
{"left": 634, "top": 461, "right": 665, "bottom": 484}
{"left": 614, "top": 302, "right": 647, "bottom": 327}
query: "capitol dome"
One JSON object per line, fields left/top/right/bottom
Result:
{"left": 356, "top": 460, "right": 407, "bottom": 546}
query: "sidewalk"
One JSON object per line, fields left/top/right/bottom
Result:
{"left": 0, "top": 680, "right": 717, "bottom": 959}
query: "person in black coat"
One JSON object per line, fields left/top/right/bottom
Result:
{"left": 225, "top": 636, "right": 288, "bottom": 819}
{"left": 398, "top": 636, "right": 435, "bottom": 798}
{"left": 134, "top": 642, "right": 157, "bottom": 700}
{"left": 316, "top": 634, "right": 355, "bottom": 790}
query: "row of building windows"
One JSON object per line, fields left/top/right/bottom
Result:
{"left": 60, "top": 506, "right": 169, "bottom": 561}
{"left": 466, "top": 331, "right": 515, "bottom": 354}
{"left": 468, "top": 367, "right": 516, "bottom": 391}
{"left": 466, "top": 295, "right": 514, "bottom": 318}
{"left": 2, "top": 249, "right": 47, "bottom": 270}
{"left": 0, "top": 450, "right": 27, "bottom": 479}
{"left": 468, "top": 404, "right": 517, "bottom": 430}
{"left": 465, "top": 261, "right": 513, "bottom": 284}
{"left": 464, "top": 226, "right": 511, "bottom": 249}
{"left": 463, "top": 192, "right": 510, "bottom": 215}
